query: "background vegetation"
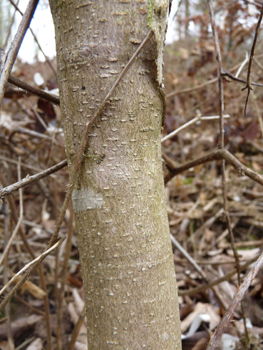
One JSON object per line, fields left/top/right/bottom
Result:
{"left": 0, "top": 0, "right": 263, "bottom": 349}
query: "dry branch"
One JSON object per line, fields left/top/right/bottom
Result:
{"left": 207, "top": 251, "right": 263, "bottom": 350}
{"left": 0, "top": 0, "right": 39, "bottom": 106}
{"left": 0, "top": 160, "right": 67, "bottom": 197}
{"left": 242, "top": 3, "right": 263, "bottom": 117}
{"left": 0, "top": 238, "right": 64, "bottom": 312}
{"left": 164, "top": 149, "right": 263, "bottom": 186}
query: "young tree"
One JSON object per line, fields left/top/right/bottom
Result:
{"left": 49, "top": 0, "right": 182, "bottom": 348}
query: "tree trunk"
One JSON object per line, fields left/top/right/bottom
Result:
{"left": 49, "top": 1, "right": 181, "bottom": 348}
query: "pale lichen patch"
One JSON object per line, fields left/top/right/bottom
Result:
{"left": 72, "top": 188, "right": 104, "bottom": 212}
{"left": 147, "top": 0, "right": 169, "bottom": 85}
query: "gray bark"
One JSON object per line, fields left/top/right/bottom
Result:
{"left": 49, "top": 1, "right": 181, "bottom": 349}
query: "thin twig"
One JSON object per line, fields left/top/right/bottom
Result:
{"left": 0, "top": 45, "right": 58, "bottom": 102}
{"left": 162, "top": 112, "right": 201, "bottom": 142}
{"left": 242, "top": 3, "right": 263, "bottom": 117}
{"left": 3, "top": 204, "right": 15, "bottom": 350}
{"left": 0, "top": 174, "right": 52, "bottom": 350}
{"left": 14, "top": 295, "right": 45, "bottom": 316}
{"left": 171, "top": 235, "right": 206, "bottom": 280}
{"left": 0, "top": 0, "right": 39, "bottom": 106}
{"left": 251, "top": 89, "right": 263, "bottom": 138}
{"left": 171, "top": 234, "right": 226, "bottom": 310}
{"left": 24, "top": 95, "right": 48, "bottom": 131}
{"left": 0, "top": 155, "right": 50, "bottom": 173}
{"left": 254, "top": 56, "right": 263, "bottom": 71}
{"left": 9, "top": 0, "right": 57, "bottom": 76}
{"left": 3, "top": 0, "right": 19, "bottom": 50}
{"left": 172, "top": 0, "right": 183, "bottom": 20}
{"left": 193, "top": 208, "right": 224, "bottom": 242}
{"left": 0, "top": 158, "right": 23, "bottom": 267}
{"left": 244, "top": 0, "right": 263, "bottom": 8}
{"left": 0, "top": 238, "right": 64, "bottom": 311}
{"left": 221, "top": 69, "right": 263, "bottom": 88}
{"left": 164, "top": 148, "right": 263, "bottom": 186}
{"left": 235, "top": 52, "right": 249, "bottom": 78}
{"left": 8, "top": 73, "right": 60, "bottom": 104}
{"left": 166, "top": 56, "right": 263, "bottom": 100}
{"left": 0, "top": 160, "right": 67, "bottom": 197}
{"left": 0, "top": 174, "right": 35, "bottom": 259}
{"left": 68, "top": 306, "right": 85, "bottom": 350}
{"left": 207, "top": 0, "right": 224, "bottom": 148}
{"left": 207, "top": 251, "right": 263, "bottom": 350}
{"left": 57, "top": 203, "right": 74, "bottom": 350}
{"left": 178, "top": 254, "right": 260, "bottom": 296}
{"left": 166, "top": 77, "right": 218, "bottom": 98}
{"left": 9, "top": 127, "right": 63, "bottom": 143}
{"left": 161, "top": 112, "right": 230, "bottom": 143}
{"left": 211, "top": 0, "right": 250, "bottom": 335}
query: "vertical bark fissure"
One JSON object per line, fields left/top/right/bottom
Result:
{"left": 49, "top": 1, "right": 181, "bottom": 348}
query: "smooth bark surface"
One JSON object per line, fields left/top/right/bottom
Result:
{"left": 49, "top": 1, "right": 181, "bottom": 348}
